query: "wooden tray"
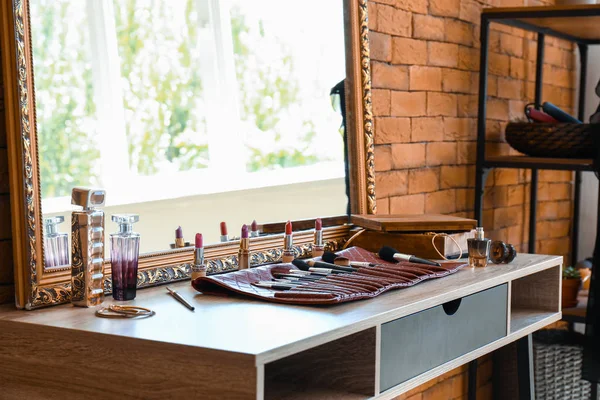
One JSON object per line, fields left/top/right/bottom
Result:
{"left": 351, "top": 214, "right": 477, "bottom": 233}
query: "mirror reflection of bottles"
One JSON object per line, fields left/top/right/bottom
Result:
{"left": 110, "top": 214, "right": 141, "bottom": 301}
{"left": 44, "top": 216, "right": 69, "bottom": 268}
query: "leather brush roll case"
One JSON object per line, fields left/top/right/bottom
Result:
{"left": 192, "top": 247, "right": 466, "bottom": 305}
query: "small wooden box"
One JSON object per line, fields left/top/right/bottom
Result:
{"left": 351, "top": 230, "right": 474, "bottom": 259}
{"left": 351, "top": 214, "right": 477, "bottom": 233}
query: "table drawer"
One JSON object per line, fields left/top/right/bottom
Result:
{"left": 380, "top": 284, "right": 508, "bottom": 392}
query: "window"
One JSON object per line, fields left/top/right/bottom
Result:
{"left": 31, "top": 0, "right": 346, "bottom": 212}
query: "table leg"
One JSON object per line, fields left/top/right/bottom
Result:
{"left": 468, "top": 359, "right": 477, "bottom": 400}
{"left": 517, "top": 334, "right": 534, "bottom": 400}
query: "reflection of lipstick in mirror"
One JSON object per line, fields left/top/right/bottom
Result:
{"left": 250, "top": 219, "right": 259, "bottom": 237}
{"left": 312, "top": 218, "right": 324, "bottom": 258}
{"left": 175, "top": 226, "right": 185, "bottom": 248}
{"left": 220, "top": 222, "right": 229, "bottom": 242}
{"left": 282, "top": 220, "right": 294, "bottom": 263}
{"left": 239, "top": 225, "right": 250, "bottom": 270}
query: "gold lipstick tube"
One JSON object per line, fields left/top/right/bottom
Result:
{"left": 192, "top": 248, "right": 206, "bottom": 280}
{"left": 238, "top": 238, "right": 250, "bottom": 270}
{"left": 282, "top": 234, "right": 294, "bottom": 263}
{"left": 175, "top": 237, "right": 185, "bottom": 248}
{"left": 312, "top": 230, "right": 324, "bottom": 258}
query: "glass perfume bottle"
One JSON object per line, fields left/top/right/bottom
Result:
{"left": 110, "top": 214, "right": 140, "bottom": 301}
{"left": 467, "top": 227, "right": 491, "bottom": 268}
{"left": 44, "top": 216, "right": 69, "bottom": 268}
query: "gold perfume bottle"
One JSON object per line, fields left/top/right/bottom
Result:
{"left": 71, "top": 187, "right": 106, "bottom": 307}
{"left": 467, "top": 227, "right": 491, "bottom": 268}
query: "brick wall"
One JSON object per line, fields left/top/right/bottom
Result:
{"left": 368, "top": 0, "right": 576, "bottom": 398}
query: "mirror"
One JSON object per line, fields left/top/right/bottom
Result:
{"left": 1, "top": 0, "right": 374, "bottom": 309}
{"left": 32, "top": 0, "right": 348, "bottom": 260}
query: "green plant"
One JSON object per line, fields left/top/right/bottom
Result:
{"left": 562, "top": 266, "right": 581, "bottom": 280}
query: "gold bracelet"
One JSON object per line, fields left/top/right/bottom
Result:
{"left": 95, "top": 305, "right": 155, "bottom": 319}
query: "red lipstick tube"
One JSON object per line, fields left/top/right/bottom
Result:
{"left": 238, "top": 225, "right": 250, "bottom": 270}
{"left": 312, "top": 218, "right": 324, "bottom": 257}
{"left": 220, "top": 222, "right": 229, "bottom": 243}
{"left": 282, "top": 220, "right": 294, "bottom": 263}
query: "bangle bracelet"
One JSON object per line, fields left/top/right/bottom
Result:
{"left": 95, "top": 305, "right": 155, "bottom": 319}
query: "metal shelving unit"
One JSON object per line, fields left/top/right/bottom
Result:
{"left": 473, "top": 5, "right": 600, "bottom": 400}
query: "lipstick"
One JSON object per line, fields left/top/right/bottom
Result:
{"left": 250, "top": 220, "right": 259, "bottom": 238}
{"left": 238, "top": 224, "right": 250, "bottom": 270}
{"left": 175, "top": 226, "right": 185, "bottom": 248}
{"left": 220, "top": 222, "right": 229, "bottom": 242}
{"left": 191, "top": 233, "right": 207, "bottom": 281}
{"left": 312, "top": 218, "right": 324, "bottom": 257}
{"left": 282, "top": 220, "right": 294, "bottom": 263}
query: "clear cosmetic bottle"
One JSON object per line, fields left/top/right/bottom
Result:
{"left": 467, "top": 227, "right": 491, "bottom": 268}
{"left": 44, "top": 216, "right": 69, "bottom": 268}
{"left": 110, "top": 214, "right": 141, "bottom": 301}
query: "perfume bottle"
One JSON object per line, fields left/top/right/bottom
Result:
{"left": 44, "top": 216, "right": 69, "bottom": 268}
{"left": 467, "top": 227, "right": 491, "bottom": 268}
{"left": 71, "top": 187, "right": 106, "bottom": 307}
{"left": 110, "top": 214, "right": 140, "bottom": 301}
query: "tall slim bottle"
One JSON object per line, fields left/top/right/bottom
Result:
{"left": 110, "top": 214, "right": 140, "bottom": 301}
{"left": 71, "top": 188, "right": 106, "bottom": 307}
{"left": 44, "top": 216, "right": 69, "bottom": 268}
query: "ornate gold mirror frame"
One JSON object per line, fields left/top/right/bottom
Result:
{"left": 0, "top": 0, "right": 375, "bottom": 309}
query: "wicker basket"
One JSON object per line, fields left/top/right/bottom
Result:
{"left": 534, "top": 331, "right": 592, "bottom": 400}
{"left": 505, "top": 123, "right": 599, "bottom": 159}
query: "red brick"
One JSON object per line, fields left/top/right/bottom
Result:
{"left": 487, "top": 98, "right": 509, "bottom": 121}
{"left": 427, "top": 142, "right": 457, "bottom": 166}
{"left": 372, "top": 63, "right": 409, "bottom": 90}
{"left": 392, "top": 143, "right": 426, "bottom": 169}
{"left": 375, "top": 117, "right": 411, "bottom": 144}
{"left": 427, "top": 92, "right": 457, "bottom": 117}
{"left": 396, "top": 0, "right": 428, "bottom": 14}
{"left": 412, "top": 117, "right": 444, "bottom": 142}
{"left": 409, "top": 66, "right": 442, "bottom": 91}
{"left": 457, "top": 94, "right": 477, "bottom": 117}
{"left": 540, "top": 170, "right": 573, "bottom": 182}
{"left": 409, "top": 168, "right": 440, "bottom": 194}
{"left": 545, "top": 65, "right": 573, "bottom": 89}
{"left": 494, "top": 169, "right": 520, "bottom": 185}
{"left": 509, "top": 100, "right": 526, "bottom": 120}
{"left": 445, "top": 19, "right": 474, "bottom": 46}
{"left": 377, "top": 5, "right": 411, "bottom": 37}
{"left": 369, "top": 31, "right": 392, "bottom": 62}
{"left": 444, "top": 117, "right": 476, "bottom": 141}
{"left": 507, "top": 185, "right": 526, "bottom": 206}
{"left": 500, "top": 33, "right": 524, "bottom": 57}
{"left": 390, "top": 194, "right": 425, "bottom": 215}
{"left": 557, "top": 200, "right": 571, "bottom": 219}
{"left": 456, "top": 188, "right": 475, "bottom": 212}
{"left": 425, "top": 189, "right": 456, "bottom": 214}
{"left": 441, "top": 165, "right": 469, "bottom": 189}
{"left": 489, "top": 53, "right": 510, "bottom": 76}
{"left": 428, "top": 42, "right": 459, "bottom": 68}
{"left": 442, "top": 69, "right": 471, "bottom": 94}
{"left": 376, "top": 197, "right": 389, "bottom": 215}
{"left": 538, "top": 201, "right": 559, "bottom": 221}
{"left": 391, "top": 91, "right": 427, "bottom": 117}
{"left": 375, "top": 145, "right": 392, "bottom": 172}
{"left": 392, "top": 37, "right": 427, "bottom": 65}
{"left": 537, "top": 237, "right": 570, "bottom": 256}
{"left": 457, "top": 141, "right": 476, "bottom": 164}
{"left": 458, "top": 46, "right": 479, "bottom": 71}
{"left": 368, "top": 2, "right": 378, "bottom": 31}
{"left": 497, "top": 77, "right": 523, "bottom": 99}
{"left": 494, "top": 205, "right": 524, "bottom": 229}
{"left": 375, "top": 170, "right": 408, "bottom": 198}
{"left": 413, "top": 14, "right": 444, "bottom": 41}
{"left": 372, "top": 89, "right": 391, "bottom": 116}
{"left": 509, "top": 57, "right": 526, "bottom": 79}
{"left": 460, "top": 0, "right": 482, "bottom": 24}
{"left": 429, "top": 0, "right": 459, "bottom": 17}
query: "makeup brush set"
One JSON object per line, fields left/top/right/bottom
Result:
{"left": 191, "top": 246, "right": 466, "bottom": 305}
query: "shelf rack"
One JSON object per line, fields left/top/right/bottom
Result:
{"left": 475, "top": 4, "right": 600, "bottom": 268}
{"left": 474, "top": 5, "right": 600, "bottom": 400}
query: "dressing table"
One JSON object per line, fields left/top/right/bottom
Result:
{"left": 0, "top": 254, "right": 561, "bottom": 399}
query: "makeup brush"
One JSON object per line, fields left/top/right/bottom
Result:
{"left": 292, "top": 259, "right": 346, "bottom": 275}
{"left": 305, "top": 259, "right": 357, "bottom": 273}
{"left": 322, "top": 251, "right": 379, "bottom": 268}
{"left": 378, "top": 246, "right": 441, "bottom": 267}
{"left": 282, "top": 220, "right": 294, "bottom": 263}
{"left": 175, "top": 226, "right": 185, "bottom": 248}
{"left": 220, "top": 222, "right": 229, "bottom": 242}
{"left": 252, "top": 282, "right": 295, "bottom": 291}
{"left": 250, "top": 220, "right": 259, "bottom": 237}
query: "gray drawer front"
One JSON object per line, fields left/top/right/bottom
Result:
{"left": 380, "top": 284, "right": 508, "bottom": 392}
